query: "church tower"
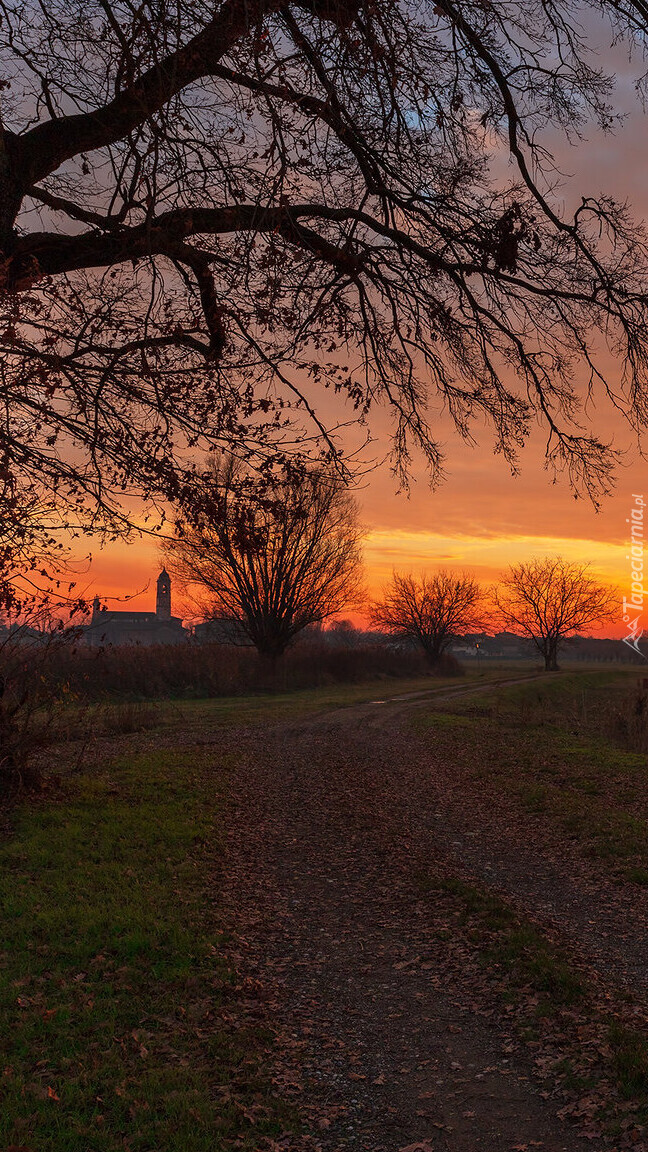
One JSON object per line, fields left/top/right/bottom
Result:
{"left": 156, "top": 568, "right": 171, "bottom": 620}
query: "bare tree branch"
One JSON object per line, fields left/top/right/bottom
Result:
{"left": 494, "top": 557, "right": 617, "bottom": 670}
{"left": 0, "top": 0, "right": 648, "bottom": 549}
{"left": 164, "top": 453, "right": 365, "bottom": 660}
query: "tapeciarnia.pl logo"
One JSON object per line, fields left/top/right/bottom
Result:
{"left": 622, "top": 493, "right": 647, "bottom": 658}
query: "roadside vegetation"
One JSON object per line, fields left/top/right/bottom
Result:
{"left": 0, "top": 634, "right": 465, "bottom": 796}
{"left": 415, "top": 670, "right": 648, "bottom": 880}
{"left": 34, "top": 635, "right": 461, "bottom": 705}
{"left": 0, "top": 744, "right": 297, "bottom": 1152}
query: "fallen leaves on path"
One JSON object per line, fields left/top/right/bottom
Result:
{"left": 208, "top": 694, "right": 648, "bottom": 1150}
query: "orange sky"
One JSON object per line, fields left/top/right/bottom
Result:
{"left": 80, "top": 426, "right": 644, "bottom": 638}
{"left": 75, "top": 30, "right": 648, "bottom": 641}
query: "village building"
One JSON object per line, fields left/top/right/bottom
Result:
{"left": 192, "top": 617, "right": 251, "bottom": 645}
{"left": 84, "top": 569, "right": 187, "bottom": 647}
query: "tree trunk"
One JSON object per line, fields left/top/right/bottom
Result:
{"left": 258, "top": 649, "right": 281, "bottom": 672}
{"left": 423, "top": 640, "right": 447, "bottom": 670}
{"left": 544, "top": 645, "right": 560, "bottom": 672}
{"left": 255, "top": 637, "right": 288, "bottom": 683}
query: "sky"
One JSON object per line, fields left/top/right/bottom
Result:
{"left": 83, "top": 430, "right": 641, "bottom": 636}
{"left": 77, "top": 20, "right": 648, "bottom": 639}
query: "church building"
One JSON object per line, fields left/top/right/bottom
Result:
{"left": 84, "top": 568, "right": 187, "bottom": 647}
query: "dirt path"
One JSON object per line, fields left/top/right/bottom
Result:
{"left": 423, "top": 766, "right": 648, "bottom": 998}
{"left": 283, "top": 680, "right": 648, "bottom": 1001}
{"left": 217, "top": 679, "right": 621, "bottom": 1151}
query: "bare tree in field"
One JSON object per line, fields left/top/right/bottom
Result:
{"left": 370, "top": 570, "right": 483, "bottom": 667}
{"left": 165, "top": 456, "right": 364, "bottom": 661}
{"left": 494, "top": 557, "right": 616, "bottom": 672}
{"left": 4, "top": 1, "right": 648, "bottom": 554}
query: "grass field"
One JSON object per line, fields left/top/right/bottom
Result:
{"left": 414, "top": 667, "right": 648, "bottom": 879}
{"left": 75, "top": 659, "right": 629, "bottom": 742}
{"left": 0, "top": 745, "right": 297, "bottom": 1151}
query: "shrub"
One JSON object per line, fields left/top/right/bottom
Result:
{"left": 0, "top": 627, "right": 75, "bottom": 797}
{"left": 37, "top": 634, "right": 450, "bottom": 702}
{"left": 610, "top": 686, "right": 648, "bottom": 753}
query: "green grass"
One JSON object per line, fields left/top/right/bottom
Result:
{"left": 442, "top": 669, "right": 641, "bottom": 733}
{"left": 0, "top": 747, "right": 292, "bottom": 1151}
{"left": 415, "top": 670, "right": 648, "bottom": 877}
{"left": 624, "top": 866, "right": 648, "bottom": 885}
{"left": 609, "top": 1022, "right": 648, "bottom": 1098}
{"left": 59, "top": 669, "right": 523, "bottom": 745}
{"left": 434, "top": 876, "right": 585, "bottom": 1007}
{"left": 414, "top": 710, "right": 476, "bottom": 730}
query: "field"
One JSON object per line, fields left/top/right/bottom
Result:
{"left": 3, "top": 664, "right": 648, "bottom": 1150}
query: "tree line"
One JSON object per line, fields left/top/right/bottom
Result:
{"left": 165, "top": 458, "right": 617, "bottom": 672}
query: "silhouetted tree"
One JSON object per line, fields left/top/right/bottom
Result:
{"left": 494, "top": 557, "right": 616, "bottom": 671}
{"left": 2, "top": 0, "right": 648, "bottom": 549}
{"left": 327, "top": 619, "right": 361, "bottom": 648}
{"left": 370, "top": 570, "right": 483, "bottom": 666}
{"left": 165, "top": 456, "right": 364, "bottom": 661}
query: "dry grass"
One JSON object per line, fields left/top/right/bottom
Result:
{"left": 415, "top": 670, "right": 648, "bottom": 879}
{"left": 48, "top": 637, "right": 447, "bottom": 702}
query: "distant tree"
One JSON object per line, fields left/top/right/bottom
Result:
{"left": 327, "top": 619, "right": 361, "bottom": 648}
{"left": 370, "top": 570, "right": 483, "bottom": 667}
{"left": 4, "top": 0, "right": 648, "bottom": 552}
{"left": 494, "top": 557, "right": 616, "bottom": 672}
{"left": 165, "top": 455, "right": 364, "bottom": 662}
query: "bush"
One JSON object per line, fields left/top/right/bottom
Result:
{"left": 610, "top": 685, "right": 648, "bottom": 753}
{"left": 429, "top": 651, "right": 464, "bottom": 678}
{"left": 0, "top": 627, "right": 76, "bottom": 797}
{"left": 37, "top": 634, "right": 454, "bottom": 702}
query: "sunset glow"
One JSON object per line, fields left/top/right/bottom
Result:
{"left": 84, "top": 478, "right": 638, "bottom": 638}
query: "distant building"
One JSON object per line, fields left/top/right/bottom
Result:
{"left": 84, "top": 569, "right": 187, "bottom": 647}
{"left": 193, "top": 617, "right": 251, "bottom": 645}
